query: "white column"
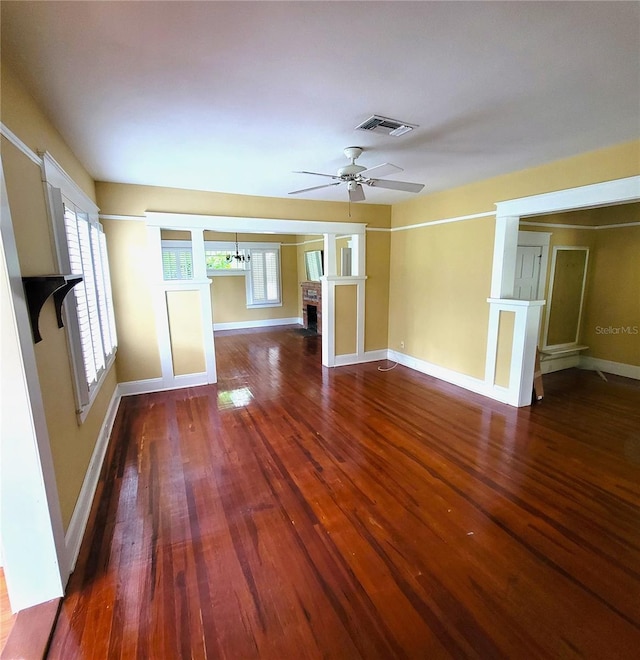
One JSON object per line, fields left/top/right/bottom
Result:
{"left": 148, "top": 225, "right": 174, "bottom": 386}
{"left": 485, "top": 298, "right": 545, "bottom": 407}
{"left": 351, "top": 232, "right": 366, "bottom": 277}
{"left": 191, "top": 229, "right": 216, "bottom": 383}
{"left": 322, "top": 234, "right": 337, "bottom": 367}
{"left": 491, "top": 215, "right": 520, "bottom": 298}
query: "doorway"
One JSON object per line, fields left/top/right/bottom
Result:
{"left": 488, "top": 175, "right": 640, "bottom": 406}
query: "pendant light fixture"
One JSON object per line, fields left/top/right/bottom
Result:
{"left": 226, "top": 233, "right": 250, "bottom": 263}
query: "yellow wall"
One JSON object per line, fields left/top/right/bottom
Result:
{"left": 96, "top": 181, "right": 391, "bottom": 227}
{"left": 335, "top": 285, "right": 358, "bottom": 356}
{"left": 390, "top": 140, "right": 640, "bottom": 379}
{"left": 1, "top": 64, "right": 118, "bottom": 530}
{"left": 365, "top": 231, "right": 390, "bottom": 351}
{"left": 392, "top": 141, "right": 640, "bottom": 229}
{"left": 389, "top": 216, "right": 495, "bottom": 378}
{"left": 1, "top": 63, "right": 96, "bottom": 201}
{"left": 103, "top": 219, "right": 161, "bottom": 382}
{"left": 582, "top": 225, "right": 640, "bottom": 366}
{"left": 495, "top": 311, "right": 515, "bottom": 388}
{"left": 166, "top": 290, "right": 206, "bottom": 375}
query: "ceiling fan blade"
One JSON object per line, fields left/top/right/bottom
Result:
{"left": 369, "top": 178, "right": 425, "bottom": 193}
{"left": 293, "top": 170, "right": 341, "bottom": 180}
{"left": 289, "top": 181, "right": 342, "bottom": 195}
{"left": 361, "top": 162, "right": 403, "bottom": 179}
{"left": 349, "top": 184, "right": 366, "bottom": 203}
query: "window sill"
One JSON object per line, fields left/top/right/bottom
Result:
{"left": 206, "top": 270, "right": 246, "bottom": 277}
{"left": 246, "top": 302, "right": 283, "bottom": 309}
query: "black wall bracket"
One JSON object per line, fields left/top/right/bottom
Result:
{"left": 22, "top": 275, "right": 83, "bottom": 343}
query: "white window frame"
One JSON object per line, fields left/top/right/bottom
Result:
{"left": 246, "top": 245, "right": 282, "bottom": 308}
{"left": 204, "top": 240, "right": 248, "bottom": 276}
{"left": 42, "top": 154, "right": 117, "bottom": 422}
{"left": 161, "top": 240, "right": 194, "bottom": 280}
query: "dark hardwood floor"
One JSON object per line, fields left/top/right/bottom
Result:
{"left": 48, "top": 328, "right": 640, "bottom": 658}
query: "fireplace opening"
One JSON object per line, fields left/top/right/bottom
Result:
{"left": 306, "top": 304, "right": 318, "bottom": 333}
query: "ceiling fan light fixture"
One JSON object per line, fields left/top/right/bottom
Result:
{"left": 289, "top": 146, "right": 424, "bottom": 202}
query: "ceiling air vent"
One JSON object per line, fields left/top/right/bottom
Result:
{"left": 355, "top": 115, "right": 418, "bottom": 137}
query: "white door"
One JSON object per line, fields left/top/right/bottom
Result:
{"left": 514, "top": 245, "right": 542, "bottom": 300}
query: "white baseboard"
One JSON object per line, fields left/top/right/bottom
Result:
{"left": 173, "top": 372, "right": 209, "bottom": 387}
{"left": 580, "top": 356, "right": 640, "bottom": 380}
{"left": 541, "top": 354, "right": 581, "bottom": 374}
{"left": 387, "top": 349, "right": 494, "bottom": 399}
{"left": 117, "top": 377, "right": 165, "bottom": 396}
{"left": 213, "top": 317, "right": 302, "bottom": 331}
{"left": 65, "top": 385, "right": 121, "bottom": 573}
{"left": 333, "top": 349, "right": 388, "bottom": 366}
{"left": 118, "top": 373, "right": 210, "bottom": 397}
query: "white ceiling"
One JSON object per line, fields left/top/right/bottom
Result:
{"left": 2, "top": 1, "right": 639, "bottom": 205}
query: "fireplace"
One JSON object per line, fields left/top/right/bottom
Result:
{"left": 306, "top": 304, "right": 318, "bottom": 333}
{"left": 301, "top": 282, "right": 322, "bottom": 335}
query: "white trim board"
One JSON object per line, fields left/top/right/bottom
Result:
{"left": 213, "top": 317, "right": 301, "bottom": 331}
{"left": 146, "top": 212, "right": 366, "bottom": 236}
{"left": 117, "top": 376, "right": 209, "bottom": 397}
{"left": 0, "top": 122, "right": 43, "bottom": 166}
{"left": 386, "top": 349, "right": 504, "bottom": 401}
{"left": 100, "top": 214, "right": 146, "bottom": 222}
{"left": 521, "top": 220, "right": 640, "bottom": 230}
{"left": 64, "top": 386, "right": 121, "bottom": 572}
{"left": 333, "top": 350, "right": 388, "bottom": 367}
{"left": 496, "top": 176, "right": 640, "bottom": 218}
{"left": 580, "top": 357, "right": 640, "bottom": 380}
{"left": 389, "top": 210, "right": 495, "bottom": 233}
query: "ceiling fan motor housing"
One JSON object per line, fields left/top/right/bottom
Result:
{"left": 343, "top": 146, "right": 363, "bottom": 160}
{"left": 339, "top": 163, "right": 367, "bottom": 177}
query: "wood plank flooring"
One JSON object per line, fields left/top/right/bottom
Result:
{"left": 48, "top": 328, "right": 640, "bottom": 658}
{"left": 0, "top": 569, "right": 16, "bottom": 654}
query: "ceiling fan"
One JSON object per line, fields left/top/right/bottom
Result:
{"left": 289, "top": 147, "right": 425, "bottom": 202}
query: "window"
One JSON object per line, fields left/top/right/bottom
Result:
{"left": 60, "top": 200, "right": 117, "bottom": 415}
{"left": 162, "top": 242, "right": 193, "bottom": 280}
{"left": 247, "top": 247, "right": 281, "bottom": 307}
{"left": 43, "top": 154, "right": 117, "bottom": 420}
{"left": 205, "top": 248, "right": 246, "bottom": 273}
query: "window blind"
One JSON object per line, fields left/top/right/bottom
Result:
{"left": 63, "top": 203, "right": 117, "bottom": 402}
{"left": 248, "top": 248, "right": 280, "bottom": 306}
